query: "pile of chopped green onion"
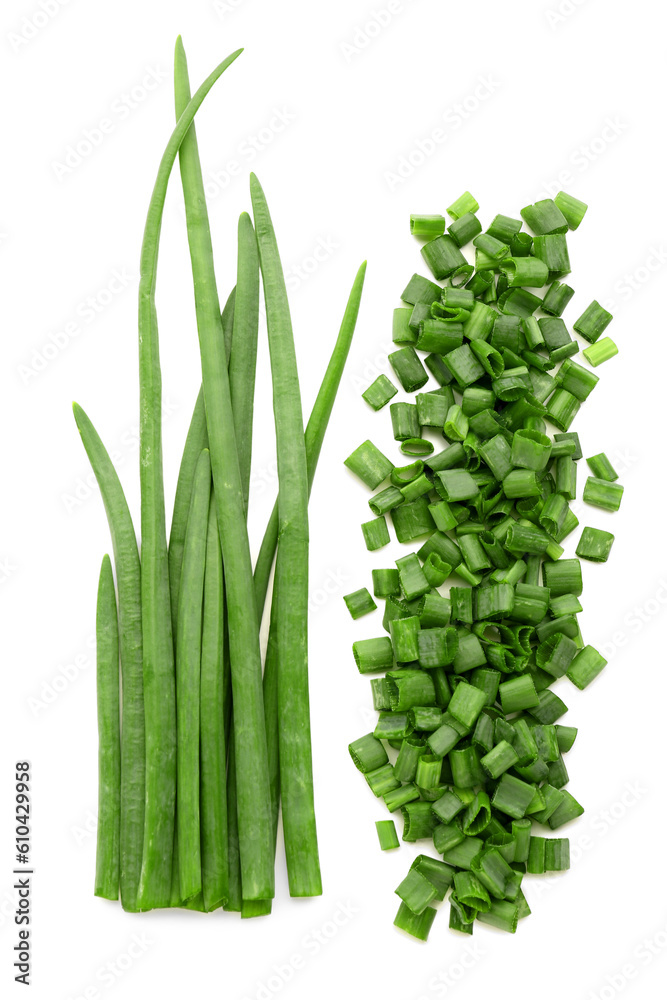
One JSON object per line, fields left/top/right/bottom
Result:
{"left": 346, "top": 191, "right": 622, "bottom": 941}
{"left": 75, "top": 40, "right": 366, "bottom": 914}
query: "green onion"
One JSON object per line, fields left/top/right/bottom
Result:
{"left": 346, "top": 190, "right": 624, "bottom": 943}
{"left": 500, "top": 256, "right": 549, "bottom": 288}
{"left": 542, "top": 279, "right": 575, "bottom": 317}
{"left": 95, "top": 555, "right": 121, "bottom": 901}
{"left": 391, "top": 402, "right": 420, "bottom": 442}
{"left": 582, "top": 337, "right": 618, "bottom": 367}
{"left": 447, "top": 191, "right": 479, "bottom": 219}
{"left": 576, "top": 527, "right": 615, "bottom": 563}
{"left": 73, "top": 406, "right": 145, "bottom": 911}
{"left": 389, "top": 346, "right": 429, "bottom": 392}
{"left": 363, "top": 374, "right": 398, "bottom": 410}
{"left": 175, "top": 449, "right": 211, "bottom": 901}
{"left": 353, "top": 637, "right": 394, "bottom": 674}
{"left": 345, "top": 440, "right": 394, "bottom": 489}
{"left": 410, "top": 214, "right": 446, "bottom": 237}
{"left": 199, "top": 497, "right": 228, "bottom": 911}
{"left": 554, "top": 191, "right": 588, "bottom": 230}
{"left": 573, "top": 299, "right": 613, "bottom": 343}
{"left": 586, "top": 452, "right": 618, "bottom": 481}
{"left": 344, "top": 588, "right": 378, "bottom": 619}
{"left": 567, "top": 645, "right": 607, "bottom": 689}
{"left": 448, "top": 212, "right": 482, "bottom": 246}
{"left": 376, "top": 820, "right": 400, "bottom": 850}
{"left": 521, "top": 199, "right": 569, "bottom": 235}
{"left": 546, "top": 388, "right": 580, "bottom": 431}
{"left": 401, "top": 437, "right": 434, "bottom": 457}
{"left": 394, "top": 901, "right": 437, "bottom": 941}
{"left": 583, "top": 476, "right": 624, "bottom": 512}
{"left": 362, "top": 517, "right": 391, "bottom": 551}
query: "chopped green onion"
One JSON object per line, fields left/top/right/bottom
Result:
{"left": 349, "top": 733, "right": 389, "bottom": 773}
{"left": 546, "top": 388, "right": 580, "bottom": 431}
{"left": 421, "top": 234, "right": 467, "bottom": 280}
{"left": 576, "top": 527, "right": 615, "bottom": 563}
{"left": 344, "top": 588, "right": 377, "bottom": 620}
{"left": 499, "top": 675, "right": 539, "bottom": 714}
{"left": 394, "top": 901, "right": 437, "bottom": 941}
{"left": 396, "top": 554, "right": 431, "bottom": 601}
{"left": 521, "top": 199, "right": 568, "bottom": 235}
{"left": 447, "top": 191, "right": 479, "bottom": 219}
{"left": 389, "top": 346, "right": 429, "bottom": 392}
{"left": 392, "top": 307, "right": 414, "bottom": 344}
{"left": 545, "top": 837, "right": 570, "bottom": 870}
{"left": 390, "top": 402, "right": 420, "bottom": 442}
{"left": 353, "top": 637, "right": 394, "bottom": 674}
{"left": 437, "top": 469, "right": 480, "bottom": 502}
{"left": 557, "top": 358, "right": 599, "bottom": 400}
{"left": 416, "top": 391, "right": 448, "bottom": 428}
{"left": 372, "top": 568, "right": 401, "bottom": 598}
{"left": 362, "top": 374, "right": 398, "bottom": 410}
{"left": 401, "top": 438, "right": 434, "bottom": 458}
{"left": 401, "top": 273, "right": 441, "bottom": 305}
{"left": 362, "top": 517, "right": 391, "bottom": 552}
{"left": 548, "top": 789, "right": 584, "bottom": 829}
{"left": 582, "top": 337, "right": 618, "bottom": 367}
{"left": 583, "top": 476, "right": 624, "bottom": 512}
{"left": 345, "top": 440, "right": 394, "bottom": 489}
{"left": 416, "top": 319, "right": 464, "bottom": 354}
{"left": 369, "top": 486, "right": 404, "bottom": 516}
{"left": 533, "top": 234, "right": 571, "bottom": 280}
{"left": 554, "top": 191, "right": 588, "bottom": 230}
{"left": 410, "top": 214, "right": 446, "bottom": 237}
{"left": 503, "top": 469, "right": 541, "bottom": 499}
{"left": 586, "top": 452, "right": 618, "bottom": 482}
{"left": 573, "top": 299, "right": 613, "bottom": 343}
{"left": 500, "top": 257, "right": 549, "bottom": 288}
{"left": 448, "top": 212, "right": 482, "bottom": 247}
{"left": 511, "top": 429, "right": 552, "bottom": 471}
{"left": 376, "top": 820, "right": 400, "bottom": 850}
{"left": 567, "top": 645, "right": 607, "bottom": 689}
{"left": 391, "top": 498, "right": 436, "bottom": 542}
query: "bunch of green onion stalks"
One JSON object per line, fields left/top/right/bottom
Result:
{"left": 346, "top": 191, "right": 622, "bottom": 940}
{"left": 75, "top": 39, "right": 366, "bottom": 914}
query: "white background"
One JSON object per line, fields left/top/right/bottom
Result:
{"left": 2, "top": 1, "right": 666, "bottom": 998}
